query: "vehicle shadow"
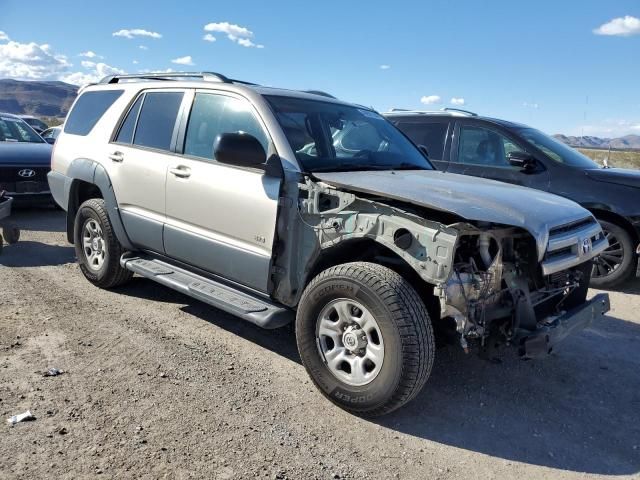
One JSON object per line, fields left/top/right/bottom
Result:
{"left": 374, "top": 312, "right": 640, "bottom": 475}
{"left": 6, "top": 206, "right": 66, "bottom": 233}
{"left": 0, "top": 241, "right": 75, "bottom": 267}
{"left": 112, "top": 277, "right": 639, "bottom": 475}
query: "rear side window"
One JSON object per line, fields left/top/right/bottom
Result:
{"left": 64, "top": 90, "right": 123, "bottom": 136}
{"left": 396, "top": 121, "right": 449, "bottom": 160}
{"left": 133, "top": 92, "right": 184, "bottom": 151}
{"left": 115, "top": 94, "right": 143, "bottom": 144}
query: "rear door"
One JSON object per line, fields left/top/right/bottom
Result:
{"left": 109, "top": 89, "right": 185, "bottom": 252}
{"left": 392, "top": 118, "right": 451, "bottom": 171}
{"left": 163, "top": 90, "right": 281, "bottom": 293}
{"left": 446, "top": 120, "right": 550, "bottom": 188}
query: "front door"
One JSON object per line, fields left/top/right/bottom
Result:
{"left": 164, "top": 91, "right": 281, "bottom": 293}
{"left": 446, "top": 121, "right": 550, "bottom": 189}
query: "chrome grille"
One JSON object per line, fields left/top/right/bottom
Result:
{"left": 541, "top": 217, "right": 608, "bottom": 276}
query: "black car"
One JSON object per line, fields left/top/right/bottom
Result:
{"left": 0, "top": 112, "right": 53, "bottom": 205}
{"left": 18, "top": 115, "right": 49, "bottom": 134}
{"left": 386, "top": 108, "right": 640, "bottom": 288}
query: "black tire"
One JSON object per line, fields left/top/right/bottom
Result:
{"left": 590, "top": 220, "right": 636, "bottom": 289}
{"left": 3, "top": 225, "right": 20, "bottom": 244}
{"left": 296, "top": 262, "right": 434, "bottom": 417}
{"left": 74, "top": 198, "right": 132, "bottom": 288}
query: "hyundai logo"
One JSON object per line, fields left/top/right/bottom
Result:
{"left": 18, "top": 169, "right": 36, "bottom": 178}
{"left": 580, "top": 237, "right": 593, "bottom": 256}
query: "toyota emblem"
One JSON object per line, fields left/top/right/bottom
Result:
{"left": 580, "top": 237, "right": 593, "bottom": 256}
{"left": 18, "top": 169, "right": 36, "bottom": 178}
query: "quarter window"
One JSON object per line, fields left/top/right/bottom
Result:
{"left": 133, "top": 92, "right": 184, "bottom": 151}
{"left": 115, "top": 94, "right": 143, "bottom": 144}
{"left": 64, "top": 90, "right": 124, "bottom": 136}
{"left": 183, "top": 93, "right": 268, "bottom": 161}
{"left": 456, "top": 125, "right": 523, "bottom": 168}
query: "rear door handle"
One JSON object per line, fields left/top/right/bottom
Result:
{"left": 108, "top": 151, "right": 124, "bottom": 162}
{"left": 169, "top": 165, "right": 191, "bottom": 178}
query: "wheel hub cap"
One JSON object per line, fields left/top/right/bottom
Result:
{"left": 315, "top": 299, "right": 385, "bottom": 387}
{"left": 82, "top": 219, "right": 106, "bottom": 271}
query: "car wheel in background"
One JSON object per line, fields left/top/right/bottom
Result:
{"left": 590, "top": 219, "right": 636, "bottom": 289}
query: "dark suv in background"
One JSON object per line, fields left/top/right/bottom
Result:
{"left": 386, "top": 109, "right": 640, "bottom": 288}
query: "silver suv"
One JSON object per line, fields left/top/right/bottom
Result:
{"left": 48, "top": 72, "right": 610, "bottom": 416}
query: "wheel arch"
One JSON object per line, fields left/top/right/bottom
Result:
{"left": 587, "top": 206, "right": 639, "bottom": 247}
{"left": 303, "top": 238, "right": 441, "bottom": 322}
{"left": 65, "top": 158, "right": 134, "bottom": 250}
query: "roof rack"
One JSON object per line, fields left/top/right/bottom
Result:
{"left": 303, "top": 90, "right": 337, "bottom": 99}
{"left": 387, "top": 107, "right": 478, "bottom": 117}
{"left": 99, "top": 71, "right": 257, "bottom": 85}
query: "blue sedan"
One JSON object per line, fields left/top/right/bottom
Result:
{"left": 0, "top": 112, "right": 53, "bottom": 205}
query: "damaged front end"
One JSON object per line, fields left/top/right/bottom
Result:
{"left": 436, "top": 221, "right": 610, "bottom": 358}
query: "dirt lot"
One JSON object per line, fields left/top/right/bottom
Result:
{"left": 1, "top": 209, "right": 639, "bottom": 479}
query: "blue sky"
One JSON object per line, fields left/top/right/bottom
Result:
{"left": 1, "top": 0, "right": 639, "bottom": 137}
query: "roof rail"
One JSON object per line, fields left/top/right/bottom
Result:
{"left": 303, "top": 90, "right": 337, "bottom": 99}
{"left": 99, "top": 71, "right": 237, "bottom": 84}
{"left": 386, "top": 107, "right": 478, "bottom": 117}
{"left": 442, "top": 107, "right": 477, "bottom": 116}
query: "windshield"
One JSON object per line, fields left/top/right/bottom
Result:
{"left": 266, "top": 96, "right": 433, "bottom": 172}
{"left": 0, "top": 116, "right": 44, "bottom": 143}
{"left": 517, "top": 128, "right": 599, "bottom": 169}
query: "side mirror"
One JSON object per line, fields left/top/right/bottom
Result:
{"left": 44, "top": 137, "right": 56, "bottom": 145}
{"left": 418, "top": 144, "right": 429, "bottom": 157}
{"left": 507, "top": 151, "right": 537, "bottom": 172}
{"left": 214, "top": 133, "right": 266, "bottom": 168}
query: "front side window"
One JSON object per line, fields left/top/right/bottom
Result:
{"left": 456, "top": 125, "right": 523, "bottom": 168}
{"left": 266, "top": 96, "right": 432, "bottom": 172}
{"left": 64, "top": 90, "right": 123, "bottom": 136}
{"left": 0, "top": 116, "right": 44, "bottom": 143}
{"left": 133, "top": 92, "right": 184, "bottom": 151}
{"left": 396, "top": 121, "right": 449, "bottom": 160}
{"left": 183, "top": 93, "right": 268, "bottom": 161}
{"left": 517, "top": 128, "right": 599, "bottom": 169}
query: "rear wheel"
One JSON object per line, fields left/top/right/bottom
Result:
{"left": 296, "top": 262, "right": 434, "bottom": 417}
{"left": 74, "top": 198, "right": 133, "bottom": 288}
{"left": 590, "top": 220, "right": 636, "bottom": 289}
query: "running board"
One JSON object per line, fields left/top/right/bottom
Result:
{"left": 120, "top": 255, "right": 292, "bottom": 329}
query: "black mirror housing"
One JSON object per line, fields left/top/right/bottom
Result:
{"left": 214, "top": 133, "right": 266, "bottom": 168}
{"left": 507, "top": 151, "right": 536, "bottom": 171}
{"left": 44, "top": 137, "right": 56, "bottom": 145}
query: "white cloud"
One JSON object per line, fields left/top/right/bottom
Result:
{"left": 61, "top": 62, "right": 126, "bottom": 86}
{"left": 420, "top": 95, "right": 441, "bottom": 105}
{"left": 0, "top": 31, "right": 9, "bottom": 42}
{"left": 450, "top": 97, "right": 465, "bottom": 105}
{"left": 113, "top": 29, "right": 162, "bottom": 39}
{"left": 203, "top": 22, "right": 264, "bottom": 48}
{"left": 139, "top": 45, "right": 148, "bottom": 50}
{"left": 81, "top": 60, "right": 96, "bottom": 68}
{"left": 570, "top": 119, "right": 640, "bottom": 137}
{"left": 594, "top": 15, "right": 640, "bottom": 37}
{"left": 203, "top": 33, "right": 216, "bottom": 42}
{"left": 523, "top": 101, "right": 539, "bottom": 109}
{"left": 171, "top": 55, "right": 194, "bottom": 66}
{"left": 379, "top": 64, "right": 391, "bottom": 70}
{"left": 79, "top": 50, "right": 102, "bottom": 59}
{"left": 132, "top": 60, "right": 139, "bottom": 65}
{"left": 0, "top": 40, "right": 71, "bottom": 80}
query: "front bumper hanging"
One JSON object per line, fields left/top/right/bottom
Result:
{"left": 517, "top": 293, "right": 610, "bottom": 359}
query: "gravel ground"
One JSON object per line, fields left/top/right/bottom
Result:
{"left": 1, "top": 209, "right": 639, "bottom": 479}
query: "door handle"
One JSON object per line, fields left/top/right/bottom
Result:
{"left": 169, "top": 165, "right": 191, "bottom": 178}
{"left": 108, "top": 151, "right": 124, "bottom": 163}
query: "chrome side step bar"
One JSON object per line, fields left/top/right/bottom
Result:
{"left": 120, "top": 254, "right": 292, "bottom": 329}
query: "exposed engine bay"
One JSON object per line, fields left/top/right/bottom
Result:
{"left": 272, "top": 176, "right": 602, "bottom": 359}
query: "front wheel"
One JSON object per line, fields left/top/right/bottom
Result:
{"left": 590, "top": 220, "right": 636, "bottom": 289}
{"left": 296, "top": 262, "right": 434, "bottom": 417}
{"left": 74, "top": 198, "right": 133, "bottom": 288}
